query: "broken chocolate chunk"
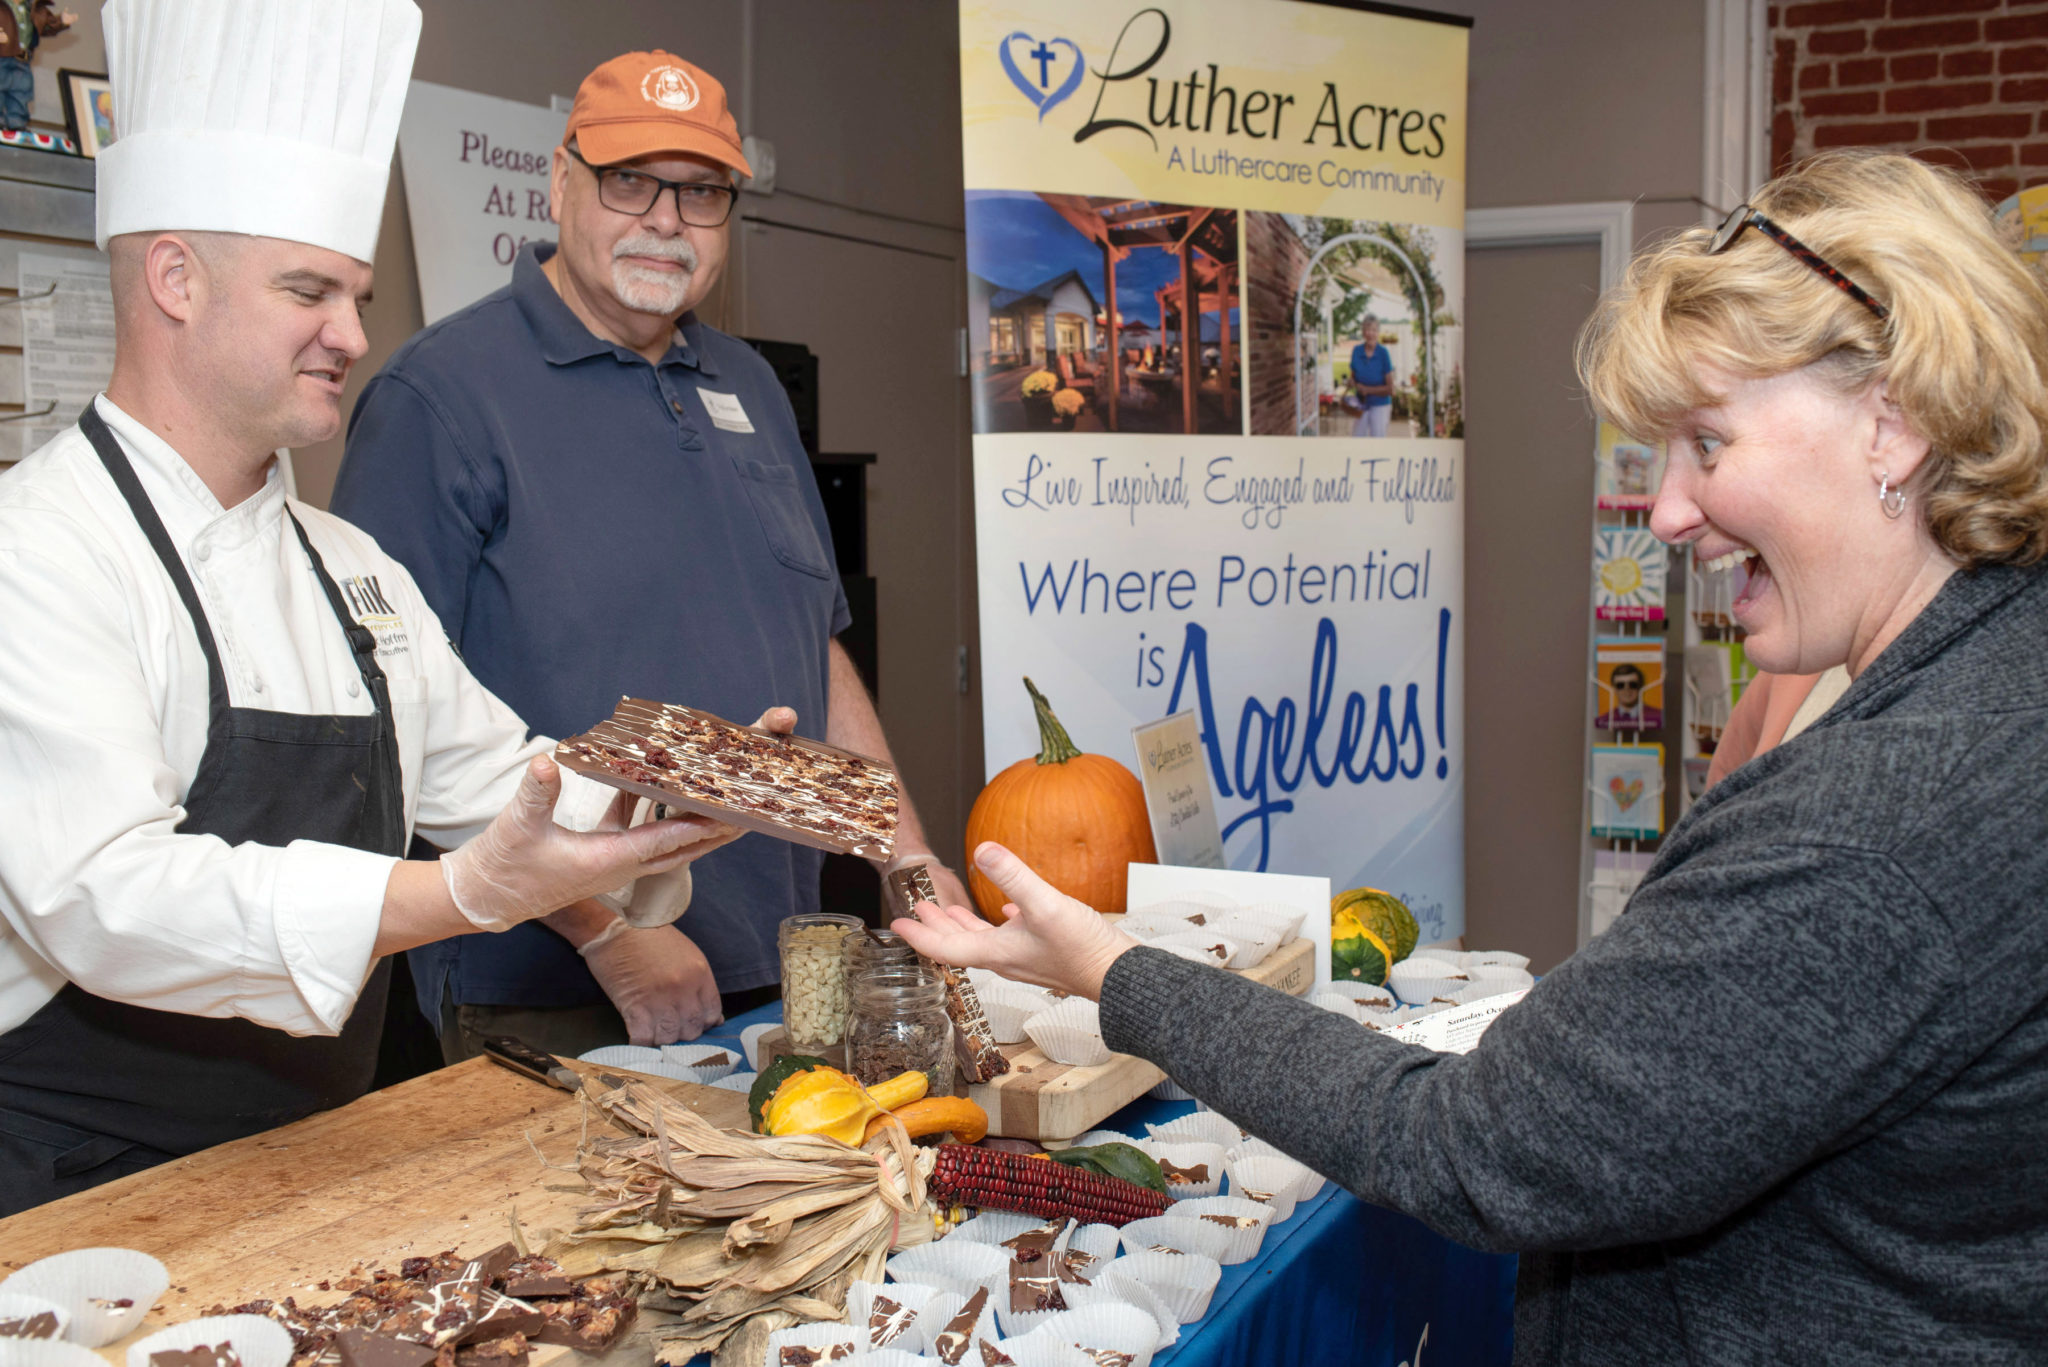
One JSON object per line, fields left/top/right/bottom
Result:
{"left": 453, "top": 1334, "right": 528, "bottom": 1367}
{"left": 929, "top": 1285, "right": 989, "bottom": 1366}
{"left": 1077, "top": 1351, "right": 1134, "bottom": 1367}
{"left": 529, "top": 1284, "right": 636, "bottom": 1354}
{"left": 497, "top": 1256, "right": 572, "bottom": 1301}
{"left": 1159, "top": 1160, "right": 1211, "bottom": 1186}
{"left": 0, "top": 1311, "right": 60, "bottom": 1340}
{"left": 1008, "top": 1266, "right": 1066, "bottom": 1315}
{"left": 149, "top": 1344, "right": 242, "bottom": 1367}
{"left": 866, "top": 1294, "right": 917, "bottom": 1349}
{"left": 1200, "top": 1213, "right": 1262, "bottom": 1229}
{"left": 979, "top": 1343, "right": 1017, "bottom": 1367}
{"left": 1055, "top": 1247, "right": 1097, "bottom": 1285}
{"left": 999, "top": 1220, "right": 1063, "bottom": 1263}
{"left": 334, "top": 1329, "right": 436, "bottom": 1367}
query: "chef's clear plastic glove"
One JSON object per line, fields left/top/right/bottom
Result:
{"left": 442, "top": 755, "right": 738, "bottom": 932}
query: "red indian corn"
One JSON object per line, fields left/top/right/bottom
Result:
{"left": 929, "top": 1144, "right": 1172, "bottom": 1226}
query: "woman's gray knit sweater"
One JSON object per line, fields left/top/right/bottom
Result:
{"left": 1100, "top": 563, "right": 2048, "bottom": 1365}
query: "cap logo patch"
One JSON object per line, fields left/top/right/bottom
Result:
{"left": 641, "top": 65, "right": 701, "bottom": 112}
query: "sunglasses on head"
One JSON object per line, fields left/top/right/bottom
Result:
{"left": 1709, "top": 204, "right": 1890, "bottom": 321}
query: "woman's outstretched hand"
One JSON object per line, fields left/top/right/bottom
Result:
{"left": 890, "top": 841, "right": 1142, "bottom": 1001}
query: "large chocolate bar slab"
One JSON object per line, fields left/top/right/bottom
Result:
{"left": 558, "top": 698, "right": 898, "bottom": 858}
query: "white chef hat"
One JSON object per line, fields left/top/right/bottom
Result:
{"left": 95, "top": 0, "right": 423, "bottom": 264}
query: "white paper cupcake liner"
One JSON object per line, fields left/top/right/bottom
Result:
{"left": 848, "top": 1279, "right": 940, "bottom": 1353}
{"left": 1014, "top": 1302, "right": 1158, "bottom": 1367}
{"left": 1210, "top": 917, "right": 1281, "bottom": 968}
{"left": 740, "top": 1022, "right": 778, "bottom": 1071}
{"left": 126, "top": 1316, "right": 292, "bottom": 1367}
{"left": 1146, "top": 1076, "right": 1197, "bottom": 1101}
{"left": 1226, "top": 1154, "right": 1311, "bottom": 1223}
{"left": 1144, "top": 1111, "right": 1240, "bottom": 1148}
{"left": 1172, "top": 1196, "right": 1275, "bottom": 1265}
{"left": 994, "top": 1278, "right": 1112, "bottom": 1340}
{"left": 1023, "top": 1000, "right": 1110, "bottom": 1067}
{"left": 1119, "top": 912, "right": 1200, "bottom": 941}
{"left": 851, "top": 1351, "right": 930, "bottom": 1367}
{"left": 1148, "top": 941, "right": 1223, "bottom": 969}
{"left": 1057, "top": 1222, "right": 1125, "bottom": 1281}
{"left": 1134, "top": 1140, "right": 1225, "bottom": 1200}
{"left": 1467, "top": 964, "right": 1537, "bottom": 994}
{"left": 0, "top": 1342, "right": 106, "bottom": 1367}
{"left": 1308, "top": 991, "right": 1361, "bottom": 1020}
{"left": 1103, "top": 1250, "right": 1222, "bottom": 1325}
{"left": 1067, "top": 1129, "right": 1138, "bottom": 1150}
{"left": 1115, "top": 1215, "right": 1232, "bottom": 1263}
{"left": 576, "top": 1044, "right": 665, "bottom": 1069}
{"left": 981, "top": 985, "right": 1054, "bottom": 1044}
{"left": 1, "top": 1249, "right": 167, "bottom": 1349}
{"left": 1405, "top": 947, "right": 1469, "bottom": 967}
{"left": 999, "top": 1336, "right": 1096, "bottom": 1367}
{"left": 0, "top": 1294, "right": 68, "bottom": 1342}
{"left": 1386, "top": 959, "right": 1471, "bottom": 1005}
{"left": 887, "top": 1240, "right": 1009, "bottom": 1301}
{"left": 1468, "top": 949, "right": 1531, "bottom": 969}
{"left": 917, "top": 1286, "right": 1001, "bottom": 1362}
{"left": 1326, "top": 981, "right": 1399, "bottom": 1011}
{"left": 708, "top": 1070, "right": 757, "bottom": 1092}
{"left": 1230, "top": 902, "right": 1307, "bottom": 944}
{"left": 1144, "top": 931, "right": 1240, "bottom": 968}
{"left": 760, "top": 1320, "right": 859, "bottom": 1367}
{"left": 948, "top": 1211, "right": 1057, "bottom": 1248}
{"left": 657, "top": 1042, "right": 741, "bottom": 1082}
{"left": 1092, "top": 1270, "right": 1179, "bottom": 1349}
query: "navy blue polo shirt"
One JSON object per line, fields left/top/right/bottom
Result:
{"left": 332, "top": 243, "right": 849, "bottom": 1016}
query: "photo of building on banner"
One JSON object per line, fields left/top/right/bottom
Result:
{"left": 961, "top": 0, "right": 1469, "bottom": 943}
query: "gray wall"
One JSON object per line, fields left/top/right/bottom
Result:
{"left": 1447, "top": 0, "right": 1708, "bottom": 968}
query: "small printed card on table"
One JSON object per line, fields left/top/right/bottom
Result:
{"left": 1130, "top": 711, "right": 1226, "bottom": 869}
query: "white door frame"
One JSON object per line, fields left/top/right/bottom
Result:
{"left": 1703, "top": 0, "right": 1772, "bottom": 214}
{"left": 1466, "top": 201, "right": 1635, "bottom": 952}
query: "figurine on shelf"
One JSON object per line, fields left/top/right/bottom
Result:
{"left": 0, "top": 2, "right": 77, "bottom": 132}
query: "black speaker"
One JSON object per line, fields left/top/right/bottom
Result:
{"left": 740, "top": 337, "right": 820, "bottom": 455}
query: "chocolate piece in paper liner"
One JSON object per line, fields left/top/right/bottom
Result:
{"left": 557, "top": 697, "right": 898, "bottom": 857}
{"left": 890, "top": 863, "right": 1011, "bottom": 1082}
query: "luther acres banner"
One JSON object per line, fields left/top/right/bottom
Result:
{"left": 961, "top": 0, "right": 1471, "bottom": 943}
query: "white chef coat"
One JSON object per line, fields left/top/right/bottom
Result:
{"left": 0, "top": 395, "right": 620, "bottom": 1038}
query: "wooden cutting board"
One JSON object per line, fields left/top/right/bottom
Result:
{"left": 757, "top": 935, "right": 1317, "bottom": 1143}
{"left": 0, "top": 1056, "right": 747, "bottom": 1364}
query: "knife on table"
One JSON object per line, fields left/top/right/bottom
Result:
{"left": 482, "top": 1034, "right": 583, "bottom": 1092}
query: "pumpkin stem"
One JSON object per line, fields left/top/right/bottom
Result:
{"left": 1023, "top": 677, "right": 1083, "bottom": 766}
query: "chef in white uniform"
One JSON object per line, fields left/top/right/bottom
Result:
{"left": 0, "top": 0, "right": 744, "bottom": 1215}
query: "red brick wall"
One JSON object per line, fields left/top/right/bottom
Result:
{"left": 1244, "top": 212, "right": 1312, "bottom": 436}
{"left": 1771, "top": 0, "right": 2048, "bottom": 201}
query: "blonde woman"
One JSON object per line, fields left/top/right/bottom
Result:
{"left": 898, "top": 153, "right": 2048, "bottom": 1365}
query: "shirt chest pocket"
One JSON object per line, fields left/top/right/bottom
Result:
{"left": 384, "top": 673, "right": 429, "bottom": 814}
{"left": 732, "top": 456, "right": 833, "bottom": 579}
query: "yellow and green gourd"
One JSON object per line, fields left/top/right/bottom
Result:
{"left": 1330, "top": 887, "right": 1421, "bottom": 984}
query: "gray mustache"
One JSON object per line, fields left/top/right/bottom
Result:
{"left": 613, "top": 235, "right": 698, "bottom": 270}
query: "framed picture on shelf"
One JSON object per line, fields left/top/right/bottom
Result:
{"left": 58, "top": 70, "right": 116, "bottom": 158}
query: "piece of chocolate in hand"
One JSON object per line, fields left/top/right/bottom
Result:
{"left": 557, "top": 699, "right": 898, "bottom": 858}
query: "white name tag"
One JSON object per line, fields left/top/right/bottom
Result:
{"left": 699, "top": 389, "right": 755, "bottom": 433}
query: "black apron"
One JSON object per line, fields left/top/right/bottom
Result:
{"left": 0, "top": 408, "right": 406, "bottom": 1216}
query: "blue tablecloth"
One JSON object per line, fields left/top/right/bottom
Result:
{"left": 695, "top": 1005, "right": 1516, "bottom": 1367}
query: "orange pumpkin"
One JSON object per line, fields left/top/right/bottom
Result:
{"left": 964, "top": 678, "right": 1156, "bottom": 923}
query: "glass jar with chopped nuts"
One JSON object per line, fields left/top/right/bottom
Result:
{"left": 778, "top": 913, "right": 863, "bottom": 1053}
{"left": 845, "top": 966, "right": 955, "bottom": 1093}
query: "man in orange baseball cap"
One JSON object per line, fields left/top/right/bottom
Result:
{"left": 333, "top": 51, "right": 973, "bottom": 1064}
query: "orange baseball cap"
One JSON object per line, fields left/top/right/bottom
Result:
{"left": 564, "top": 51, "right": 752, "bottom": 177}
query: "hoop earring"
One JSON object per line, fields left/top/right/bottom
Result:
{"left": 1878, "top": 473, "right": 1907, "bottom": 520}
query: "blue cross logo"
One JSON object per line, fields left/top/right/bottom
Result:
{"left": 1000, "top": 32, "right": 1084, "bottom": 121}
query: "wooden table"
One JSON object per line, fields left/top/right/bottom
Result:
{"left": 0, "top": 1058, "right": 748, "bottom": 1363}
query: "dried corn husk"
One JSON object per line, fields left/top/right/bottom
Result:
{"left": 562, "top": 1078, "right": 936, "bottom": 1360}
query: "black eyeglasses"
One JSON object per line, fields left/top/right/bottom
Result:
{"left": 566, "top": 145, "right": 738, "bottom": 228}
{"left": 1709, "top": 204, "right": 1889, "bottom": 321}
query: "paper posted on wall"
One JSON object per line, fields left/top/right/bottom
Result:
{"left": 17, "top": 252, "right": 116, "bottom": 461}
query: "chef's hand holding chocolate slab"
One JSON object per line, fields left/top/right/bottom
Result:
{"left": 892, "top": 841, "right": 1141, "bottom": 1002}
{"left": 440, "top": 755, "right": 741, "bottom": 933}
